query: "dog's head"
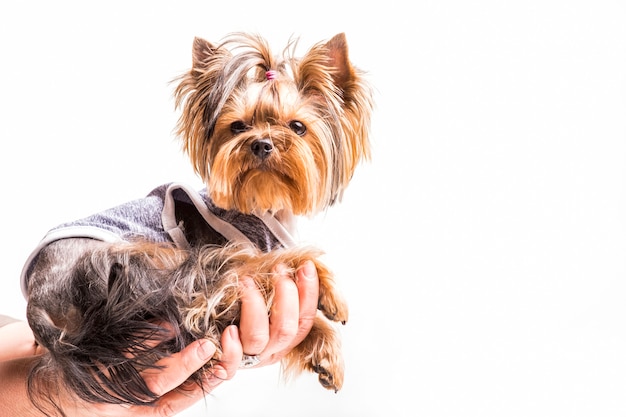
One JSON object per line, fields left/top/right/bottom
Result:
{"left": 174, "top": 33, "right": 373, "bottom": 216}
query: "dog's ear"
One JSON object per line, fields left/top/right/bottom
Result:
{"left": 191, "top": 37, "right": 217, "bottom": 70}
{"left": 324, "top": 33, "right": 354, "bottom": 91}
{"left": 322, "top": 33, "right": 373, "bottom": 202}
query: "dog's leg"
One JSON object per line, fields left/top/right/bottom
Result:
{"left": 283, "top": 313, "right": 345, "bottom": 392}
{"left": 25, "top": 239, "right": 191, "bottom": 407}
{"left": 310, "top": 260, "right": 349, "bottom": 325}
{"left": 237, "top": 251, "right": 348, "bottom": 392}
{"left": 286, "top": 260, "right": 347, "bottom": 392}
{"left": 26, "top": 238, "right": 108, "bottom": 348}
{"left": 186, "top": 245, "right": 349, "bottom": 392}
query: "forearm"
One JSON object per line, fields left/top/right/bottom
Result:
{"left": 0, "top": 357, "right": 47, "bottom": 417}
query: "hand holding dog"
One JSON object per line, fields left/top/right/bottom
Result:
{"left": 0, "top": 260, "right": 319, "bottom": 416}
{"left": 239, "top": 260, "right": 319, "bottom": 367}
{"left": 23, "top": 31, "right": 370, "bottom": 407}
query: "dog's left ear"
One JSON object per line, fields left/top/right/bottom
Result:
{"left": 175, "top": 37, "right": 234, "bottom": 182}
{"left": 324, "top": 33, "right": 354, "bottom": 91}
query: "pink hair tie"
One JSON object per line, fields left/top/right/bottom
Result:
{"left": 265, "top": 70, "right": 277, "bottom": 80}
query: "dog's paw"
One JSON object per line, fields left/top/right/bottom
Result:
{"left": 284, "top": 314, "right": 344, "bottom": 392}
{"left": 314, "top": 263, "right": 349, "bottom": 324}
{"left": 312, "top": 359, "right": 342, "bottom": 393}
{"left": 308, "top": 316, "right": 344, "bottom": 392}
{"left": 318, "top": 290, "right": 349, "bottom": 324}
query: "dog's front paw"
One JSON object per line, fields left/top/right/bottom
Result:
{"left": 284, "top": 314, "right": 344, "bottom": 392}
{"left": 308, "top": 316, "right": 344, "bottom": 391}
{"left": 318, "top": 290, "right": 349, "bottom": 324}
{"left": 313, "top": 262, "right": 349, "bottom": 324}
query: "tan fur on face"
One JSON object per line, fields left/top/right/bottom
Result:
{"left": 208, "top": 92, "right": 330, "bottom": 214}
{"left": 174, "top": 33, "right": 373, "bottom": 215}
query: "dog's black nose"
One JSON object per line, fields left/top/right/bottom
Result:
{"left": 251, "top": 138, "right": 274, "bottom": 159}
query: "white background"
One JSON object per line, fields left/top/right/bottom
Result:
{"left": 1, "top": 1, "right": 625, "bottom": 416}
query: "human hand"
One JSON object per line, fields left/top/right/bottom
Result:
{"left": 238, "top": 260, "right": 320, "bottom": 367}
{"left": 58, "top": 326, "right": 242, "bottom": 417}
{"left": 0, "top": 327, "right": 240, "bottom": 417}
{"left": 55, "top": 259, "right": 320, "bottom": 415}
{"left": 0, "top": 259, "right": 320, "bottom": 416}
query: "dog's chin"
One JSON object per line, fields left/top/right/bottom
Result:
{"left": 210, "top": 170, "right": 311, "bottom": 215}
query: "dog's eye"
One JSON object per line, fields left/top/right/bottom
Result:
{"left": 289, "top": 120, "right": 307, "bottom": 136}
{"left": 230, "top": 121, "right": 250, "bottom": 134}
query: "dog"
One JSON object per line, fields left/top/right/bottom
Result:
{"left": 22, "top": 32, "right": 373, "bottom": 411}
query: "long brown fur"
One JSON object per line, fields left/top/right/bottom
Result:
{"left": 25, "top": 32, "right": 372, "bottom": 415}
{"left": 174, "top": 32, "right": 372, "bottom": 214}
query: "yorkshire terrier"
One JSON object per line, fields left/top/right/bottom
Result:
{"left": 22, "top": 32, "right": 372, "bottom": 411}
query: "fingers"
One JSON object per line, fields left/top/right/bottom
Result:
{"left": 258, "top": 260, "right": 320, "bottom": 365}
{"left": 216, "top": 325, "right": 243, "bottom": 380}
{"left": 58, "top": 262, "right": 319, "bottom": 417}
{"left": 129, "top": 326, "right": 243, "bottom": 417}
{"left": 239, "top": 276, "right": 270, "bottom": 355}
{"left": 293, "top": 260, "right": 320, "bottom": 340}
{"left": 262, "top": 265, "right": 299, "bottom": 360}
{"left": 141, "top": 339, "right": 217, "bottom": 397}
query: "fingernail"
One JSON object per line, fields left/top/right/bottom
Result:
{"left": 213, "top": 366, "right": 228, "bottom": 380}
{"left": 300, "top": 260, "right": 316, "bottom": 279}
{"left": 228, "top": 324, "right": 240, "bottom": 342}
{"left": 197, "top": 339, "right": 216, "bottom": 361}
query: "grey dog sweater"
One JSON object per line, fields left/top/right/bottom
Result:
{"left": 20, "top": 182, "right": 296, "bottom": 297}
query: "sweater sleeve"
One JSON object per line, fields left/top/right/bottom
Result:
{"left": 20, "top": 184, "right": 174, "bottom": 297}
{"left": 48, "top": 184, "right": 172, "bottom": 244}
